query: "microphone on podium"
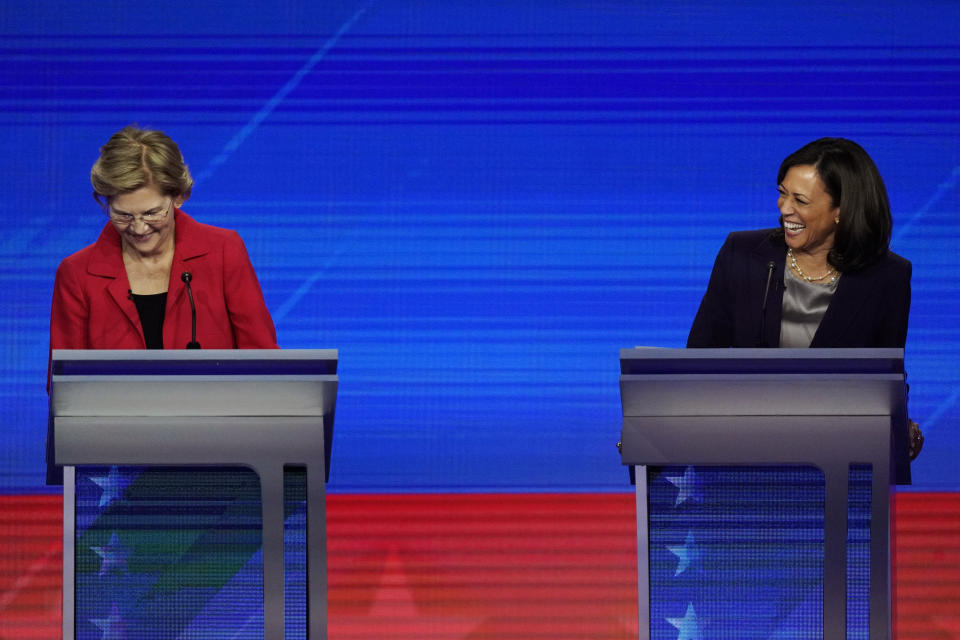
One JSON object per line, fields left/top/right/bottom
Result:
{"left": 181, "top": 272, "right": 201, "bottom": 349}
{"left": 759, "top": 261, "right": 776, "bottom": 347}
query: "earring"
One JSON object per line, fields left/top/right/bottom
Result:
{"left": 834, "top": 216, "right": 840, "bottom": 224}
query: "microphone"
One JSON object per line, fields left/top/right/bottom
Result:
{"left": 181, "top": 272, "right": 201, "bottom": 349}
{"left": 759, "top": 261, "right": 776, "bottom": 347}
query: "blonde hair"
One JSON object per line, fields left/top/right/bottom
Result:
{"left": 91, "top": 125, "right": 193, "bottom": 207}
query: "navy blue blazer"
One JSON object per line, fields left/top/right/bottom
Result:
{"left": 688, "top": 229, "right": 911, "bottom": 349}
{"left": 687, "top": 228, "right": 913, "bottom": 482}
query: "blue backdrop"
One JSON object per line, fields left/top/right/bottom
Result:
{"left": 2, "top": 0, "right": 959, "bottom": 493}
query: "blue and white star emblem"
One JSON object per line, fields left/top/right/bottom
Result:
{"left": 89, "top": 466, "right": 126, "bottom": 507}
{"left": 91, "top": 531, "right": 130, "bottom": 577}
{"left": 667, "top": 531, "right": 701, "bottom": 576}
{"left": 667, "top": 603, "right": 702, "bottom": 640}
{"left": 665, "top": 466, "right": 703, "bottom": 506}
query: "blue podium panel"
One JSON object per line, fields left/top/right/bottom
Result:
{"left": 620, "top": 348, "right": 902, "bottom": 640}
{"left": 53, "top": 350, "right": 336, "bottom": 640}
{"left": 73, "top": 466, "right": 308, "bottom": 640}
{"left": 646, "top": 465, "right": 871, "bottom": 640}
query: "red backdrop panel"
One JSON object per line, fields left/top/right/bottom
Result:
{"left": 0, "top": 492, "right": 957, "bottom": 639}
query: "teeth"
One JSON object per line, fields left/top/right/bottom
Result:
{"left": 784, "top": 222, "right": 805, "bottom": 231}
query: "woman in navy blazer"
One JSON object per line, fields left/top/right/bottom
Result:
{"left": 687, "top": 138, "right": 921, "bottom": 481}
{"left": 687, "top": 228, "right": 911, "bottom": 350}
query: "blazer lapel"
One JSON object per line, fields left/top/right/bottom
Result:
{"left": 164, "top": 211, "right": 209, "bottom": 348}
{"left": 88, "top": 223, "right": 142, "bottom": 339}
{"left": 811, "top": 268, "right": 876, "bottom": 347}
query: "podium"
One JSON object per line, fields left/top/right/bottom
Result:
{"left": 618, "top": 348, "right": 906, "bottom": 640}
{"left": 51, "top": 349, "right": 338, "bottom": 640}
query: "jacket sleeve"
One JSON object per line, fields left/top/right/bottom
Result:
{"left": 48, "top": 259, "right": 89, "bottom": 390}
{"left": 880, "top": 258, "right": 911, "bottom": 348}
{"left": 883, "top": 256, "right": 913, "bottom": 484}
{"left": 687, "top": 234, "right": 735, "bottom": 347}
{"left": 222, "top": 231, "right": 279, "bottom": 349}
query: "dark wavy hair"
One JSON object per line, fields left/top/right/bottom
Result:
{"left": 775, "top": 137, "right": 891, "bottom": 272}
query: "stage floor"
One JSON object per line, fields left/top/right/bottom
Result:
{"left": 1, "top": 491, "right": 957, "bottom": 639}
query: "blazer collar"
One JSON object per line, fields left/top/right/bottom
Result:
{"left": 746, "top": 229, "right": 885, "bottom": 348}
{"left": 166, "top": 210, "right": 209, "bottom": 315}
{"left": 170, "top": 210, "right": 209, "bottom": 262}
{"left": 86, "top": 222, "right": 137, "bottom": 333}
{"left": 810, "top": 265, "right": 879, "bottom": 347}
{"left": 87, "top": 221, "right": 124, "bottom": 278}
{"left": 749, "top": 229, "right": 788, "bottom": 267}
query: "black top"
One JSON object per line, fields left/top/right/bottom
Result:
{"left": 131, "top": 292, "right": 167, "bottom": 349}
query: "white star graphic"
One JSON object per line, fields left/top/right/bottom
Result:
{"left": 665, "top": 466, "right": 703, "bottom": 506}
{"left": 91, "top": 532, "right": 130, "bottom": 577}
{"left": 667, "top": 532, "right": 701, "bottom": 576}
{"left": 91, "top": 602, "right": 126, "bottom": 639}
{"left": 89, "top": 466, "right": 126, "bottom": 507}
{"left": 666, "top": 603, "right": 702, "bottom": 640}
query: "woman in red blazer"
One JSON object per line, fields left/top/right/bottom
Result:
{"left": 47, "top": 126, "right": 277, "bottom": 481}
{"left": 50, "top": 208, "right": 278, "bottom": 352}
{"left": 50, "top": 126, "right": 277, "bottom": 354}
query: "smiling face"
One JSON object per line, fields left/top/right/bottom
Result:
{"left": 777, "top": 164, "right": 840, "bottom": 259}
{"left": 108, "top": 185, "right": 179, "bottom": 259}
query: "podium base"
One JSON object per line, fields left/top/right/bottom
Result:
{"left": 635, "top": 464, "right": 880, "bottom": 640}
{"left": 63, "top": 466, "right": 310, "bottom": 639}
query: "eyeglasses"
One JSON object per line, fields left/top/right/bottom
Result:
{"left": 108, "top": 199, "right": 172, "bottom": 225}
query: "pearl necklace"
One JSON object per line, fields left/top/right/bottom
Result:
{"left": 787, "top": 248, "right": 838, "bottom": 284}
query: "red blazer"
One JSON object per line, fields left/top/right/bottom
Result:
{"left": 46, "top": 210, "right": 277, "bottom": 483}
{"left": 50, "top": 209, "right": 278, "bottom": 355}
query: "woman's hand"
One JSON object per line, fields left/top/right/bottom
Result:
{"left": 909, "top": 419, "right": 924, "bottom": 460}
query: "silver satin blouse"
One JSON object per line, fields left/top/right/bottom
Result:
{"left": 779, "top": 265, "right": 839, "bottom": 348}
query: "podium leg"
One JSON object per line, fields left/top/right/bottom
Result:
{"left": 63, "top": 466, "right": 75, "bottom": 640}
{"left": 308, "top": 463, "right": 328, "bottom": 639}
{"left": 634, "top": 465, "right": 650, "bottom": 640}
{"left": 261, "top": 467, "right": 286, "bottom": 640}
{"left": 870, "top": 460, "right": 893, "bottom": 640}
{"left": 823, "top": 465, "right": 849, "bottom": 639}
